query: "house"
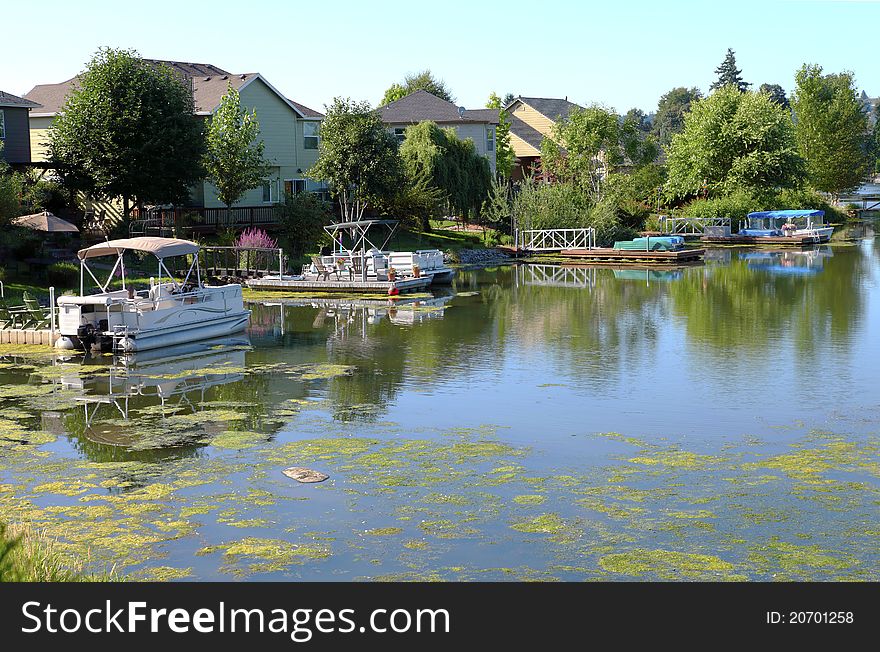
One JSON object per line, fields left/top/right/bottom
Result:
{"left": 24, "top": 60, "right": 325, "bottom": 221}
{"left": 0, "top": 90, "right": 41, "bottom": 165}
{"left": 504, "top": 96, "right": 582, "bottom": 180}
{"left": 377, "top": 90, "right": 499, "bottom": 174}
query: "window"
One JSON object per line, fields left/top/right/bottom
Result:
{"left": 486, "top": 126, "right": 495, "bottom": 152}
{"left": 284, "top": 179, "right": 307, "bottom": 196}
{"left": 394, "top": 127, "right": 406, "bottom": 144}
{"left": 0, "top": 110, "right": 5, "bottom": 140}
{"left": 303, "top": 121, "right": 319, "bottom": 149}
{"left": 262, "top": 181, "right": 273, "bottom": 203}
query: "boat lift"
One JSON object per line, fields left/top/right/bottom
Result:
{"left": 324, "top": 219, "right": 399, "bottom": 282}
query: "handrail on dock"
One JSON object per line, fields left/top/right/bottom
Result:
{"left": 516, "top": 228, "right": 596, "bottom": 251}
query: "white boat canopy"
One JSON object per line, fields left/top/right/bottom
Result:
{"left": 78, "top": 237, "right": 200, "bottom": 261}
{"left": 75, "top": 237, "right": 202, "bottom": 295}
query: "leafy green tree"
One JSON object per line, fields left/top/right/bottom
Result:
{"left": 665, "top": 86, "right": 804, "bottom": 198}
{"left": 309, "top": 98, "right": 402, "bottom": 221}
{"left": 541, "top": 105, "right": 655, "bottom": 200}
{"left": 0, "top": 144, "right": 22, "bottom": 222}
{"left": 203, "top": 85, "right": 272, "bottom": 214}
{"left": 791, "top": 64, "right": 871, "bottom": 197}
{"left": 624, "top": 108, "right": 651, "bottom": 133}
{"left": 758, "top": 83, "right": 789, "bottom": 110}
{"left": 487, "top": 92, "right": 515, "bottom": 178}
{"left": 651, "top": 87, "right": 702, "bottom": 148}
{"left": 871, "top": 103, "right": 880, "bottom": 173}
{"left": 481, "top": 178, "right": 513, "bottom": 233}
{"left": 398, "top": 121, "right": 492, "bottom": 226}
{"left": 276, "top": 192, "right": 333, "bottom": 260}
{"left": 380, "top": 70, "right": 454, "bottom": 105}
{"left": 710, "top": 48, "right": 750, "bottom": 92}
{"left": 49, "top": 47, "right": 204, "bottom": 221}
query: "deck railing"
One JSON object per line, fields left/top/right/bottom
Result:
{"left": 131, "top": 206, "right": 281, "bottom": 235}
{"left": 200, "top": 246, "right": 286, "bottom": 279}
{"left": 517, "top": 228, "right": 595, "bottom": 251}
{"left": 661, "top": 216, "right": 730, "bottom": 235}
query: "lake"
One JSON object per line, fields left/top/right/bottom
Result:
{"left": 2, "top": 238, "right": 880, "bottom": 581}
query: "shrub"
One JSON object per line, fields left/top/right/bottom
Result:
{"left": 276, "top": 192, "right": 333, "bottom": 259}
{"left": 236, "top": 227, "right": 277, "bottom": 250}
{"left": 47, "top": 261, "right": 80, "bottom": 288}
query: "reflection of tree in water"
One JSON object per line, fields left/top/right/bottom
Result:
{"left": 484, "top": 266, "right": 666, "bottom": 388}
{"left": 668, "top": 248, "right": 868, "bottom": 355}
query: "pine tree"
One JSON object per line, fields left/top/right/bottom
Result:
{"left": 710, "top": 48, "right": 750, "bottom": 93}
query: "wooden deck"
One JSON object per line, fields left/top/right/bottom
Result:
{"left": 700, "top": 234, "right": 819, "bottom": 247}
{"left": 556, "top": 247, "right": 705, "bottom": 266}
{"left": 246, "top": 276, "right": 432, "bottom": 294}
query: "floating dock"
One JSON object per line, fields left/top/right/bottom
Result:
{"left": 555, "top": 247, "right": 705, "bottom": 266}
{"left": 700, "top": 234, "right": 820, "bottom": 247}
{"left": 246, "top": 275, "right": 432, "bottom": 294}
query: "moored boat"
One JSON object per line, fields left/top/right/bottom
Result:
{"left": 55, "top": 237, "right": 250, "bottom": 353}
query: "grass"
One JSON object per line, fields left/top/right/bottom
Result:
{"left": 0, "top": 521, "right": 119, "bottom": 582}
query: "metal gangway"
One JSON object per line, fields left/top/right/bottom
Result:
{"left": 516, "top": 228, "right": 595, "bottom": 252}
{"left": 516, "top": 264, "right": 597, "bottom": 289}
{"left": 660, "top": 216, "right": 730, "bottom": 235}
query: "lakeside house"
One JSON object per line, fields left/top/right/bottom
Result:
{"left": 0, "top": 90, "right": 41, "bottom": 166}
{"left": 24, "top": 60, "right": 325, "bottom": 223}
{"left": 377, "top": 90, "right": 499, "bottom": 175}
{"left": 504, "top": 96, "right": 582, "bottom": 181}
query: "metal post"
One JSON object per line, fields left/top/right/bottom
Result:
{"left": 49, "top": 286, "right": 56, "bottom": 338}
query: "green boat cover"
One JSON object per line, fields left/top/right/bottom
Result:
{"left": 613, "top": 236, "right": 683, "bottom": 251}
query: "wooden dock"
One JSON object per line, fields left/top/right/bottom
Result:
{"left": 556, "top": 247, "right": 705, "bottom": 266}
{"left": 0, "top": 328, "right": 60, "bottom": 346}
{"left": 246, "top": 276, "right": 432, "bottom": 294}
{"left": 700, "top": 234, "right": 819, "bottom": 247}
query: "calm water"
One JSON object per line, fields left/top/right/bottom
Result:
{"left": 2, "top": 238, "right": 880, "bottom": 581}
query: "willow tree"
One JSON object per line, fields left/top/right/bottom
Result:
{"left": 308, "top": 98, "right": 401, "bottom": 221}
{"left": 398, "top": 121, "right": 492, "bottom": 228}
{"left": 49, "top": 47, "right": 205, "bottom": 221}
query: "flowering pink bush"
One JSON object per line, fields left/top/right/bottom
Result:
{"left": 236, "top": 227, "right": 278, "bottom": 250}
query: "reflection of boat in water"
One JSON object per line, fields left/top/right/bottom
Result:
{"left": 612, "top": 269, "right": 683, "bottom": 282}
{"left": 56, "top": 238, "right": 250, "bottom": 353}
{"left": 741, "top": 247, "right": 832, "bottom": 276}
{"left": 68, "top": 337, "right": 250, "bottom": 448}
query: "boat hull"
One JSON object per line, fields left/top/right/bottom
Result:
{"left": 118, "top": 312, "right": 250, "bottom": 352}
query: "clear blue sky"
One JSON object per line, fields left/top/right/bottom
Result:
{"left": 2, "top": 0, "right": 877, "bottom": 114}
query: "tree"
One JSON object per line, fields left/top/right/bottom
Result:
{"left": 398, "top": 121, "right": 492, "bottom": 226}
{"left": 791, "top": 64, "right": 871, "bottom": 197}
{"left": 380, "top": 70, "right": 454, "bottom": 105}
{"left": 309, "top": 98, "right": 402, "bottom": 221}
{"left": 276, "top": 192, "right": 333, "bottom": 259}
{"left": 502, "top": 92, "right": 516, "bottom": 106}
{"left": 0, "top": 144, "right": 22, "bottom": 222}
{"left": 758, "top": 83, "right": 789, "bottom": 110}
{"left": 624, "top": 108, "right": 651, "bottom": 133}
{"left": 651, "top": 87, "right": 702, "bottom": 148}
{"left": 665, "top": 86, "right": 804, "bottom": 198}
{"left": 710, "top": 48, "right": 750, "bottom": 93}
{"left": 203, "top": 85, "right": 272, "bottom": 216}
{"left": 487, "top": 92, "right": 515, "bottom": 178}
{"left": 871, "top": 103, "right": 880, "bottom": 174}
{"left": 49, "top": 47, "right": 204, "bottom": 221}
{"left": 540, "top": 105, "right": 655, "bottom": 200}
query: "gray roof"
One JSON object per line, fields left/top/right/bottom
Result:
{"left": 24, "top": 59, "right": 321, "bottom": 118}
{"left": 508, "top": 115, "right": 545, "bottom": 151}
{"left": 378, "top": 90, "right": 499, "bottom": 124}
{"left": 0, "top": 90, "right": 41, "bottom": 109}
{"left": 509, "top": 96, "right": 582, "bottom": 121}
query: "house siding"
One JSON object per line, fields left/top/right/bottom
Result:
{"left": 1, "top": 107, "right": 33, "bottom": 163}
{"left": 510, "top": 102, "right": 557, "bottom": 138}
{"left": 28, "top": 116, "right": 53, "bottom": 162}
{"left": 203, "top": 78, "right": 318, "bottom": 208}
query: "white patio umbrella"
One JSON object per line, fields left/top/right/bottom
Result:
{"left": 12, "top": 210, "right": 79, "bottom": 233}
